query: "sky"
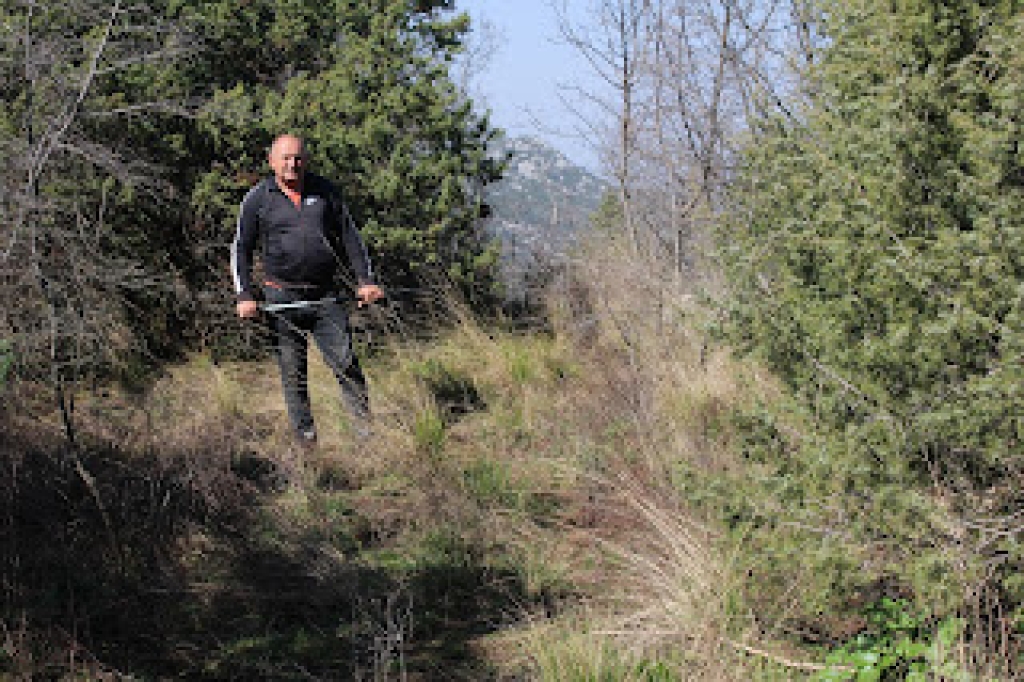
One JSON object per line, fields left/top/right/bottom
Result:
{"left": 454, "top": 0, "right": 606, "bottom": 173}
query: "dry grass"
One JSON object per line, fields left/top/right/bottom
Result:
{"left": 152, "top": 273, "right": 780, "bottom": 677}
{"left": 5, "top": 236, "right": 1012, "bottom": 680}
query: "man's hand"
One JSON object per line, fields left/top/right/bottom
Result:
{"left": 356, "top": 284, "right": 385, "bottom": 308}
{"left": 237, "top": 299, "right": 260, "bottom": 319}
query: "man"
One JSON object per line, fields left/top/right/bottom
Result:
{"left": 232, "top": 134, "right": 384, "bottom": 447}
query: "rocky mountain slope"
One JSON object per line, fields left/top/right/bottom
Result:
{"left": 483, "top": 136, "right": 608, "bottom": 300}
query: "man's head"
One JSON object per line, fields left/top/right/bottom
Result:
{"left": 269, "top": 134, "right": 306, "bottom": 188}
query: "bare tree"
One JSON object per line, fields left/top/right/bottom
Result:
{"left": 554, "top": 0, "right": 652, "bottom": 255}
{"left": 554, "top": 0, "right": 814, "bottom": 280}
{"left": 452, "top": 11, "right": 504, "bottom": 107}
{"left": 0, "top": 0, "right": 193, "bottom": 441}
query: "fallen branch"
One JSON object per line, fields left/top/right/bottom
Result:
{"left": 727, "top": 639, "right": 852, "bottom": 673}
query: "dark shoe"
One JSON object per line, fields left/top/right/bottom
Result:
{"left": 297, "top": 429, "right": 318, "bottom": 450}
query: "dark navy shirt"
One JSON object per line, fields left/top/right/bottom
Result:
{"left": 231, "top": 173, "right": 374, "bottom": 301}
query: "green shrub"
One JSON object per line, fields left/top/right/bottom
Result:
{"left": 717, "top": 0, "right": 1024, "bottom": 630}
{"left": 814, "top": 599, "right": 968, "bottom": 682}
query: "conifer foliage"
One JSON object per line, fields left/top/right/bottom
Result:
{"left": 721, "top": 0, "right": 1023, "bottom": 474}
{"left": 191, "top": 0, "right": 503, "bottom": 303}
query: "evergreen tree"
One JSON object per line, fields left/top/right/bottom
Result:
{"left": 721, "top": 0, "right": 1023, "bottom": 474}
{"left": 710, "top": 0, "right": 1024, "bottom": 623}
{"left": 191, "top": 0, "right": 504, "bottom": 306}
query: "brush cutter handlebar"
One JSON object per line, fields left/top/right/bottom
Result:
{"left": 259, "top": 297, "right": 340, "bottom": 313}
{"left": 259, "top": 295, "right": 389, "bottom": 314}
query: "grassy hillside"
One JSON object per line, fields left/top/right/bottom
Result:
{"left": 1, "top": 238, "right": 1014, "bottom": 680}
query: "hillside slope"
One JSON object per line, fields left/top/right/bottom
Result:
{"left": 484, "top": 137, "right": 608, "bottom": 300}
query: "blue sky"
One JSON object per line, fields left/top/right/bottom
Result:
{"left": 455, "top": 0, "right": 604, "bottom": 172}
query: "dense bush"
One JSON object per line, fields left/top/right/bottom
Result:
{"left": 717, "top": 0, "right": 1024, "bottom": 629}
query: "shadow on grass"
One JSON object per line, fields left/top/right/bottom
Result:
{"left": 1, "top": 427, "right": 537, "bottom": 680}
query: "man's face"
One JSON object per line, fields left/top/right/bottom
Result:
{"left": 269, "top": 136, "right": 306, "bottom": 186}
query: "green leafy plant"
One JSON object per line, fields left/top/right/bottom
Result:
{"left": 815, "top": 599, "right": 967, "bottom": 682}
{"left": 721, "top": 0, "right": 1024, "bottom": 481}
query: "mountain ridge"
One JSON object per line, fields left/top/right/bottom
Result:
{"left": 484, "top": 136, "right": 609, "bottom": 299}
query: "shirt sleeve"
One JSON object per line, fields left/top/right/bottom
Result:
{"left": 333, "top": 190, "right": 375, "bottom": 286}
{"left": 231, "top": 183, "right": 263, "bottom": 302}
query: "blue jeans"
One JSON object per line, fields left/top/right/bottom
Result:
{"left": 264, "top": 286, "right": 369, "bottom": 438}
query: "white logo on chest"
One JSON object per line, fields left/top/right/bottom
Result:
{"left": 304, "top": 196, "right": 318, "bottom": 206}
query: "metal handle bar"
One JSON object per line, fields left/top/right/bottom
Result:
{"left": 260, "top": 297, "right": 341, "bottom": 313}
{"left": 260, "top": 296, "right": 392, "bottom": 314}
